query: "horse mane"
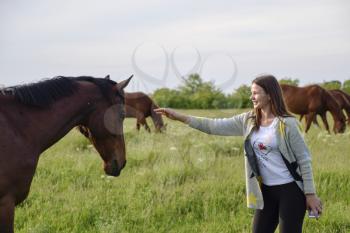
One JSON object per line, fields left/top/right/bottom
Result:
{"left": 3, "top": 76, "right": 117, "bottom": 108}
{"left": 331, "top": 89, "right": 350, "bottom": 98}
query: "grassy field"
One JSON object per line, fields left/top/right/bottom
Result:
{"left": 15, "top": 109, "right": 350, "bottom": 233}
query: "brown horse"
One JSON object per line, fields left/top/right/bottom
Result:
{"left": 299, "top": 89, "right": 350, "bottom": 127}
{"left": 0, "top": 75, "right": 132, "bottom": 233}
{"left": 330, "top": 89, "right": 350, "bottom": 125}
{"left": 280, "top": 84, "right": 346, "bottom": 133}
{"left": 125, "top": 92, "right": 166, "bottom": 132}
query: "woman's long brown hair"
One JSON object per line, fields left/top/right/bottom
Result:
{"left": 251, "top": 74, "right": 293, "bottom": 129}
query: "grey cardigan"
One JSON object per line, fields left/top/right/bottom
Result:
{"left": 188, "top": 111, "right": 316, "bottom": 209}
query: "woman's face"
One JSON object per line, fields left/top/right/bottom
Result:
{"left": 250, "top": 83, "right": 271, "bottom": 109}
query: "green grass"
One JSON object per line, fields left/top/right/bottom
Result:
{"left": 15, "top": 109, "right": 350, "bottom": 233}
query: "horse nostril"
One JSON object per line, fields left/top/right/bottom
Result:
{"left": 106, "top": 159, "right": 126, "bottom": 177}
{"left": 107, "top": 159, "right": 120, "bottom": 177}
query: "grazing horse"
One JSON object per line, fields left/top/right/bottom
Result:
{"left": 330, "top": 89, "right": 350, "bottom": 125}
{"left": 0, "top": 75, "right": 132, "bottom": 233}
{"left": 299, "top": 89, "right": 350, "bottom": 127}
{"left": 125, "top": 92, "right": 166, "bottom": 132}
{"left": 280, "top": 84, "right": 346, "bottom": 133}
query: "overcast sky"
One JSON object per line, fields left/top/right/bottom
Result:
{"left": 1, "top": 0, "right": 349, "bottom": 93}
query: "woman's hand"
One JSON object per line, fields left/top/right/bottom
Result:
{"left": 154, "top": 108, "right": 189, "bottom": 123}
{"left": 306, "top": 194, "right": 322, "bottom": 218}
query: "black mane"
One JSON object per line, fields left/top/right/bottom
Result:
{"left": 1, "top": 76, "right": 117, "bottom": 108}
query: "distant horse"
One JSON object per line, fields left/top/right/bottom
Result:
{"left": 330, "top": 89, "right": 350, "bottom": 125}
{"left": 125, "top": 92, "right": 166, "bottom": 132}
{"left": 281, "top": 84, "right": 346, "bottom": 133}
{"left": 0, "top": 75, "right": 132, "bottom": 232}
{"left": 299, "top": 89, "right": 350, "bottom": 126}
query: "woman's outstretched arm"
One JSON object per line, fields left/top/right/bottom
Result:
{"left": 154, "top": 108, "right": 190, "bottom": 123}
{"left": 154, "top": 108, "right": 246, "bottom": 136}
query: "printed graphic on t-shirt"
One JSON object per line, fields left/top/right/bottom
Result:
{"left": 249, "top": 121, "right": 294, "bottom": 185}
{"left": 253, "top": 141, "right": 272, "bottom": 167}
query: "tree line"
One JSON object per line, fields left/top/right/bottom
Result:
{"left": 151, "top": 74, "right": 350, "bottom": 109}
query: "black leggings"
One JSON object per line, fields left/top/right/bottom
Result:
{"left": 252, "top": 182, "right": 306, "bottom": 233}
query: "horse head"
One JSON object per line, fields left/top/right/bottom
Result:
{"left": 78, "top": 75, "right": 132, "bottom": 176}
{"left": 325, "top": 90, "right": 347, "bottom": 134}
{"left": 155, "top": 122, "right": 167, "bottom": 133}
{"left": 333, "top": 113, "right": 346, "bottom": 134}
{"left": 151, "top": 106, "right": 167, "bottom": 133}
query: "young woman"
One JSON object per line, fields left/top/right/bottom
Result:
{"left": 154, "top": 74, "right": 322, "bottom": 233}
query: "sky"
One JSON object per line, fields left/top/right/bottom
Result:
{"left": 0, "top": 0, "right": 349, "bottom": 93}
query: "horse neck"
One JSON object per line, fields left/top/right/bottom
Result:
{"left": 21, "top": 84, "right": 98, "bottom": 153}
{"left": 324, "top": 91, "right": 343, "bottom": 121}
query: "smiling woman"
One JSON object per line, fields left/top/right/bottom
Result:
{"left": 155, "top": 74, "right": 322, "bottom": 233}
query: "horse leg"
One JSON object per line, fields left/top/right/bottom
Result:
{"left": 0, "top": 196, "right": 15, "bottom": 233}
{"left": 305, "top": 113, "right": 316, "bottom": 133}
{"left": 144, "top": 121, "right": 151, "bottom": 133}
{"left": 346, "top": 110, "right": 350, "bottom": 125}
{"left": 312, "top": 115, "right": 320, "bottom": 127}
{"left": 320, "top": 113, "right": 330, "bottom": 133}
{"left": 136, "top": 120, "right": 141, "bottom": 131}
{"left": 299, "top": 114, "right": 304, "bottom": 122}
{"left": 140, "top": 118, "right": 151, "bottom": 133}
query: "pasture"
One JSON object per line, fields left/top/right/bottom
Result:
{"left": 15, "top": 109, "right": 350, "bottom": 233}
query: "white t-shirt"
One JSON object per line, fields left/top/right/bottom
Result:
{"left": 250, "top": 118, "right": 294, "bottom": 186}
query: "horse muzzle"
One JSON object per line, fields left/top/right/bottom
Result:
{"left": 105, "top": 159, "right": 126, "bottom": 177}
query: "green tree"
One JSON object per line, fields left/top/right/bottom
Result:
{"left": 342, "top": 79, "right": 350, "bottom": 94}
{"left": 178, "top": 73, "right": 227, "bottom": 109}
{"left": 152, "top": 88, "right": 190, "bottom": 108}
{"left": 190, "top": 82, "right": 227, "bottom": 109}
{"left": 279, "top": 78, "right": 299, "bottom": 86}
{"left": 179, "top": 73, "right": 203, "bottom": 95}
{"left": 229, "top": 85, "right": 252, "bottom": 108}
{"left": 153, "top": 74, "right": 251, "bottom": 109}
{"left": 321, "top": 80, "right": 341, "bottom": 90}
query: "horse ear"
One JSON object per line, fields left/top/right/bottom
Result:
{"left": 105, "top": 75, "right": 110, "bottom": 80}
{"left": 116, "top": 75, "right": 133, "bottom": 90}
